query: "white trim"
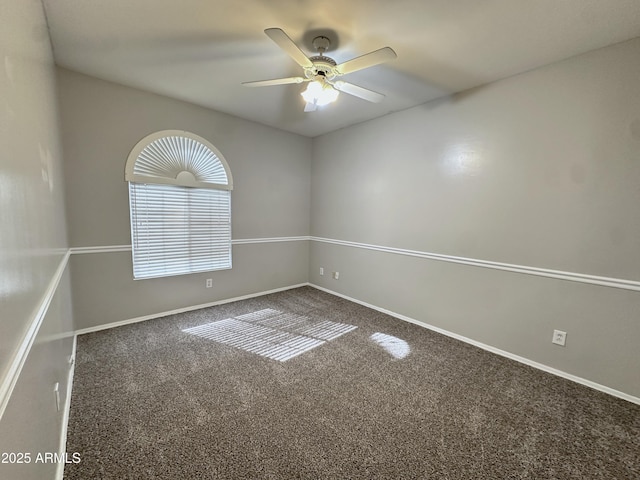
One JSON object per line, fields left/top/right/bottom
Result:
{"left": 232, "top": 236, "right": 310, "bottom": 245}
{"left": 310, "top": 236, "right": 640, "bottom": 292}
{"left": 69, "top": 237, "right": 640, "bottom": 291}
{"left": 127, "top": 174, "right": 231, "bottom": 191}
{"left": 70, "top": 245, "right": 132, "bottom": 254}
{"left": 309, "top": 284, "right": 640, "bottom": 405}
{"left": 55, "top": 335, "right": 77, "bottom": 480}
{"left": 74, "top": 283, "right": 310, "bottom": 336}
{"left": 69, "top": 237, "right": 311, "bottom": 255}
{"left": 0, "top": 251, "right": 71, "bottom": 421}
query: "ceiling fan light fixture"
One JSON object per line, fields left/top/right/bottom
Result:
{"left": 246, "top": 28, "right": 396, "bottom": 112}
{"left": 300, "top": 80, "right": 339, "bottom": 107}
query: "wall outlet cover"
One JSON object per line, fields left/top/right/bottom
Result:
{"left": 552, "top": 329, "right": 567, "bottom": 346}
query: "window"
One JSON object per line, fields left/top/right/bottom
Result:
{"left": 125, "top": 131, "right": 233, "bottom": 279}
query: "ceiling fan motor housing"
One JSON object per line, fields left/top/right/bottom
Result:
{"left": 305, "top": 56, "right": 337, "bottom": 81}
{"left": 305, "top": 35, "right": 338, "bottom": 81}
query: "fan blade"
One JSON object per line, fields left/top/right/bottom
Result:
{"left": 264, "top": 28, "right": 314, "bottom": 68}
{"left": 242, "top": 77, "right": 306, "bottom": 87}
{"left": 335, "top": 47, "right": 397, "bottom": 75}
{"left": 333, "top": 81, "right": 385, "bottom": 103}
{"left": 304, "top": 101, "right": 318, "bottom": 112}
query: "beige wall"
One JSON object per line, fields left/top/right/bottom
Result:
{"left": 70, "top": 243, "right": 308, "bottom": 331}
{"left": 310, "top": 38, "right": 640, "bottom": 397}
{"left": 57, "top": 69, "right": 312, "bottom": 331}
{"left": 0, "top": 1, "right": 74, "bottom": 479}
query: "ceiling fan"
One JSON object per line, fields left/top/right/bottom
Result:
{"left": 243, "top": 28, "right": 397, "bottom": 112}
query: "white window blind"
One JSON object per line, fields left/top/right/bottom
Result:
{"left": 125, "top": 130, "right": 234, "bottom": 280}
{"left": 129, "top": 183, "right": 231, "bottom": 279}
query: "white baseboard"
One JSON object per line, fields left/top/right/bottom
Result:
{"left": 55, "top": 335, "right": 77, "bottom": 480}
{"left": 309, "top": 283, "right": 640, "bottom": 405}
{"left": 74, "top": 283, "right": 310, "bottom": 336}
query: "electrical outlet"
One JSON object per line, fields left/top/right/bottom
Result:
{"left": 552, "top": 330, "right": 567, "bottom": 346}
{"left": 319, "top": 267, "right": 324, "bottom": 276}
{"left": 333, "top": 271, "right": 339, "bottom": 280}
{"left": 206, "top": 278, "right": 213, "bottom": 288}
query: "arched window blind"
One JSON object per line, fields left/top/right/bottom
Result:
{"left": 125, "top": 131, "right": 233, "bottom": 280}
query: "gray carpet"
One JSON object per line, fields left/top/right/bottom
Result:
{"left": 64, "top": 286, "right": 639, "bottom": 479}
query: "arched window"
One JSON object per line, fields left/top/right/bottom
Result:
{"left": 125, "top": 130, "right": 233, "bottom": 279}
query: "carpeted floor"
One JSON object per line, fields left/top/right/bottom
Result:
{"left": 64, "top": 286, "right": 640, "bottom": 479}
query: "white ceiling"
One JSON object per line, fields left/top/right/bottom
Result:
{"left": 43, "top": 0, "right": 640, "bottom": 137}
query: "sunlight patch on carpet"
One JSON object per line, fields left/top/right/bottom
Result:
{"left": 371, "top": 332, "right": 410, "bottom": 359}
{"left": 182, "top": 309, "right": 357, "bottom": 362}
